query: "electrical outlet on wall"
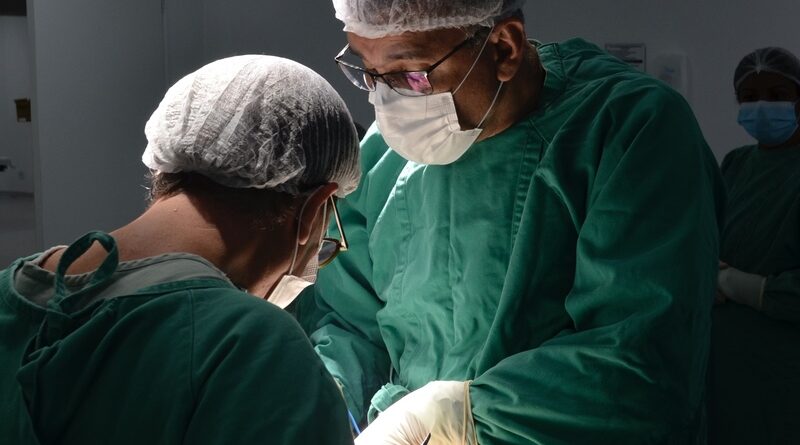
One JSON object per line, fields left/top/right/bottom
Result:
{"left": 14, "top": 99, "right": 31, "bottom": 123}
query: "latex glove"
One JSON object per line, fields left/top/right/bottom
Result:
{"left": 718, "top": 266, "right": 766, "bottom": 310}
{"left": 355, "top": 381, "right": 477, "bottom": 445}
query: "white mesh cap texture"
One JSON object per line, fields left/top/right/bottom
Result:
{"left": 734, "top": 47, "right": 800, "bottom": 91}
{"left": 332, "top": 0, "right": 526, "bottom": 38}
{"left": 143, "top": 55, "right": 361, "bottom": 197}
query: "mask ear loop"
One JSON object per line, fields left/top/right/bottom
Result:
{"left": 298, "top": 199, "right": 328, "bottom": 282}
{"left": 451, "top": 26, "right": 503, "bottom": 130}
{"left": 795, "top": 99, "right": 800, "bottom": 123}
{"left": 288, "top": 190, "right": 329, "bottom": 276}
{"left": 453, "top": 26, "right": 495, "bottom": 96}
{"left": 288, "top": 192, "right": 315, "bottom": 276}
{"left": 476, "top": 81, "right": 504, "bottom": 129}
{"left": 318, "top": 200, "right": 329, "bottom": 245}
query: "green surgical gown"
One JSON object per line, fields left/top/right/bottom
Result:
{"left": 709, "top": 144, "right": 800, "bottom": 444}
{"left": 294, "top": 39, "right": 725, "bottom": 444}
{"left": 0, "top": 232, "right": 352, "bottom": 444}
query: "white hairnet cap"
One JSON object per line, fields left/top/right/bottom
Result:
{"left": 143, "top": 55, "right": 361, "bottom": 197}
{"left": 332, "top": 0, "right": 526, "bottom": 39}
{"left": 734, "top": 47, "right": 800, "bottom": 91}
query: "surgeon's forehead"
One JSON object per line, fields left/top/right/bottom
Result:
{"left": 346, "top": 28, "right": 467, "bottom": 67}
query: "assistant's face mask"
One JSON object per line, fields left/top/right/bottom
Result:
{"left": 738, "top": 101, "right": 799, "bottom": 146}
{"left": 368, "top": 32, "right": 504, "bottom": 165}
{"left": 267, "top": 197, "right": 327, "bottom": 309}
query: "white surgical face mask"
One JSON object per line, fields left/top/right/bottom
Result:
{"left": 368, "top": 33, "right": 504, "bottom": 165}
{"left": 267, "top": 198, "right": 327, "bottom": 309}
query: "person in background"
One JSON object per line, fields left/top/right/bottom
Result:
{"left": 293, "top": 0, "right": 725, "bottom": 443}
{"left": 0, "top": 55, "right": 360, "bottom": 444}
{"left": 709, "top": 47, "right": 800, "bottom": 445}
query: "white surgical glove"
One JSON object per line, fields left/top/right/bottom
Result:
{"left": 355, "top": 381, "right": 477, "bottom": 445}
{"left": 718, "top": 266, "right": 766, "bottom": 310}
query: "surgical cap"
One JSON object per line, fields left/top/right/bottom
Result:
{"left": 734, "top": 47, "right": 800, "bottom": 91}
{"left": 143, "top": 55, "right": 361, "bottom": 197}
{"left": 332, "top": 0, "right": 527, "bottom": 39}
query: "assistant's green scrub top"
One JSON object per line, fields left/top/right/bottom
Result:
{"left": 709, "top": 144, "right": 800, "bottom": 444}
{"left": 0, "top": 232, "right": 352, "bottom": 445}
{"left": 294, "top": 39, "right": 725, "bottom": 444}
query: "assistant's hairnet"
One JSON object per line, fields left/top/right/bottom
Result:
{"left": 332, "top": 0, "right": 526, "bottom": 39}
{"left": 142, "top": 55, "right": 361, "bottom": 197}
{"left": 734, "top": 47, "right": 800, "bottom": 91}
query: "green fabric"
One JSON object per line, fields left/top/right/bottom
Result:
{"left": 709, "top": 144, "right": 800, "bottom": 444}
{"left": 0, "top": 231, "right": 352, "bottom": 445}
{"left": 296, "top": 38, "right": 724, "bottom": 444}
{"left": 718, "top": 144, "right": 800, "bottom": 320}
{"left": 368, "top": 383, "right": 410, "bottom": 423}
{"left": 14, "top": 247, "right": 234, "bottom": 307}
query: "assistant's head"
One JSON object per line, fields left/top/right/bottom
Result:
{"left": 734, "top": 47, "right": 800, "bottom": 148}
{"left": 332, "top": 0, "right": 542, "bottom": 164}
{"left": 142, "top": 55, "right": 360, "bottom": 297}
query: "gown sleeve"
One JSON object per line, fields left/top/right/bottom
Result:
{"left": 762, "top": 269, "right": 800, "bottom": 322}
{"left": 469, "top": 86, "right": 726, "bottom": 444}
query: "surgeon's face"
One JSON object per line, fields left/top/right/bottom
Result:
{"left": 737, "top": 72, "right": 800, "bottom": 115}
{"left": 346, "top": 28, "right": 502, "bottom": 130}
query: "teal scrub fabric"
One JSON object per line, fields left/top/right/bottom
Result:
{"left": 0, "top": 232, "right": 352, "bottom": 444}
{"left": 295, "top": 39, "right": 725, "bottom": 444}
{"left": 709, "top": 144, "right": 800, "bottom": 444}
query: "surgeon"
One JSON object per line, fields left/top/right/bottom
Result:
{"left": 0, "top": 55, "right": 360, "bottom": 444}
{"left": 291, "top": 1, "right": 727, "bottom": 444}
{"left": 709, "top": 47, "right": 800, "bottom": 445}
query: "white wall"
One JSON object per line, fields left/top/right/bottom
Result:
{"left": 203, "top": 0, "right": 370, "bottom": 124}
{"left": 28, "top": 0, "right": 166, "bottom": 247}
{"left": 166, "top": 0, "right": 375, "bottom": 128}
{"left": 163, "top": 0, "right": 204, "bottom": 86}
{"left": 0, "top": 16, "right": 34, "bottom": 193}
{"left": 524, "top": 0, "right": 800, "bottom": 160}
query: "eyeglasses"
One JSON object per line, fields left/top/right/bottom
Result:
{"left": 318, "top": 197, "right": 348, "bottom": 268}
{"left": 334, "top": 35, "right": 475, "bottom": 97}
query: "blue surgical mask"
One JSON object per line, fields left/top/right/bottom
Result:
{"left": 737, "top": 101, "right": 799, "bottom": 146}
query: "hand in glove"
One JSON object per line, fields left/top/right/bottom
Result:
{"left": 718, "top": 264, "right": 766, "bottom": 310}
{"left": 355, "top": 381, "right": 477, "bottom": 445}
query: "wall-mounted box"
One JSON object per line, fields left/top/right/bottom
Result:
{"left": 14, "top": 99, "right": 31, "bottom": 122}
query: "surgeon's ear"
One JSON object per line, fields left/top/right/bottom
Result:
{"left": 795, "top": 92, "right": 800, "bottom": 117}
{"left": 491, "top": 17, "right": 527, "bottom": 82}
{"left": 297, "top": 183, "right": 338, "bottom": 246}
